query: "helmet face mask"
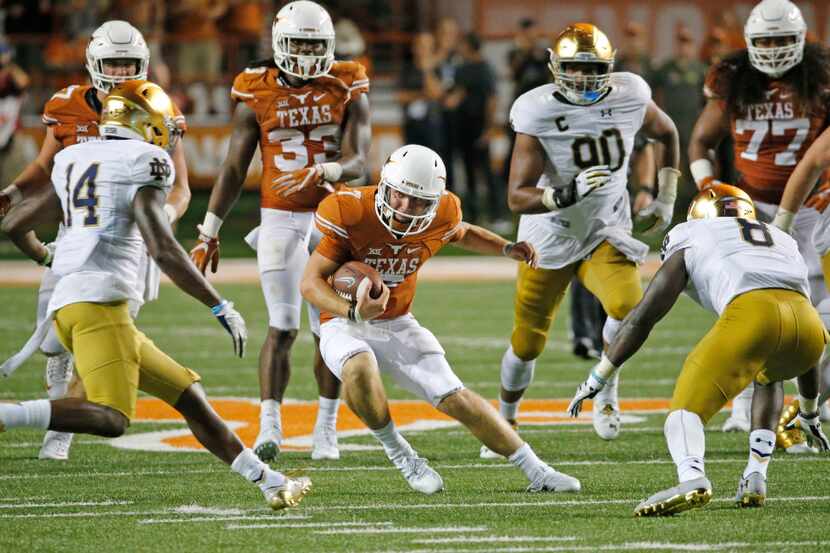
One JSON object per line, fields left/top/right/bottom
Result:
{"left": 549, "top": 23, "right": 615, "bottom": 105}
{"left": 687, "top": 184, "right": 757, "bottom": 220}
{"left": 100, "top": 81, "right": 180, "bottom": 151}
{"left": 272, "top": 1, "right": 335, "bottom": 80}
{"left": 744, "top": 0, "right": 806, "bottom": 77}
{"left": 86, "top": 20, "right": 149, "bottom": 94}
{"left": 374, "top": 145, "right": 446, "bottom": 238}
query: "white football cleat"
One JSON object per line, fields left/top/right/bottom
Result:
{"left": 392, "top": 454, "right": 444, "bottom": 494}
{"left": 45, "top": 353, "right": 73, "bottom": 399}
{"left": 254, "top": 427, "right": 282, "bottom": 462}
{"left": 635, "top": 476, "right": 712, "bottom": 517}
{"left": 39, "top": 431, "right": 74, "bottom": 460}
{"left": 735, "top": 472, "right": 766, "bottom": 508}
{"left": 592, "top": 374, "right": 620, "bottom": 440}
{"left": 263, "top": 475, "right": 312, "bottom": 510}
{"left": 479, "top": 444, "right": 502, "bottom": 459}
{"left": 527, "top": 466, "right": 581, "bottom": 493}
{"left": 311, "top": 424, "right": 340, "bottom": 460}
{"left": 722, "top": 415, "right": 751, "bottom": 433}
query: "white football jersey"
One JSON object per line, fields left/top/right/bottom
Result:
{"left": 662, "top": 217, "right": 810, "bottom": 315}
{"left": 48, "top": 139, "right": 175, "bottom": 312}
{"left": 511, "top": 72, "right": 651, "bottom": 268}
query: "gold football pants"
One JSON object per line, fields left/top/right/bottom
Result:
{"left": 54, "top": 301, "right": 201, "bottom": 420}
{"left": 510, "top": 241, "right": 643, "bottom": 361}
{"left": 671, "top": 289, "right": 827, "bottom": 423}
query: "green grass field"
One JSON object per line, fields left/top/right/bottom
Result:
{"left": 1, "top": 280, "right": 829, "bottom": 552}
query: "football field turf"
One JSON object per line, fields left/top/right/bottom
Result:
{"left": 1, "top": 280, "right": 829, "bottom": 552}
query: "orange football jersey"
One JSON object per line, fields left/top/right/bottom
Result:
{"left": 230, "top": 61, "right": 370, "bottom": 212}
{"left": 314, "top": 186, "right": 464, "bottom": 321}
{"left": 704, "top": 61, "right": 830, "bottom": 205}
{"left": 42, "top": 84, "right": 188, "bottom": 148}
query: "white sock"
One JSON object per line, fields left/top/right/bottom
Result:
{"left": 508, "top": 442, "right": 547, "bottom": 481}
{"left": 500, "top": 346, "right": 535, "bottom": 392}
{"left": 744, "top": 429, "right": 775, "bottom": 479}
{"left": 0, "top": 400, "right": 51, "bottom": 430}
{"left": 731, "top": 383, "right": 754, "bottom": 419}
{"left": 372, "top": 420, "right": 414, "bottom": 460}
{"left": 260, "top": 399, "right": 281, "bottom": 433}
{"left": 664, "top": 410, "right": 706, "bottom": 483}
{"left": 231, "top": 448, "right": 285, "bottom": 490}
{"left": 499, "top": 399, "right": 519, "bottom": 423}
{"left": 315, "top": 396, "right": 339, "bottom": 429}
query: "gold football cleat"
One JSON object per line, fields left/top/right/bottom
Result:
{"left": 265, "top": 475, "right": 312, "bottom": 510}
{"left": 634, "top": 477, "right": 712, "bottom": 517}
{"left": 775, "top": 400, "right": 805, "bottom": 450}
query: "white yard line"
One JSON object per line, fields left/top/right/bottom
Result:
{"left": 226, "top": 521, "right": 393, "bottom": 530}
{"left": 314, "top": 526, "right": 489, "bottom": 535}
{"left": 375, "top": 542, "right": 830, "bottom": 553}
{"left": 413, "top": 537, "right": 577, "bottom": 544}
{"left": 139, "top": 514, "right": 310, "bottom": 525}
{"left": 0, "top": 500, "right": 132, "bottom": 510}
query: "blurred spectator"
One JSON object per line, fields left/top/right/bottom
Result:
{"left": 397, "top": 32, "right": 444, "bottom": 154}
{"left": 335, "top": 18, "right": 372, "bottom": 77}
{"left": 615, "top": 21, "right": 653, "bottom": 80}
{"left": 445, "top": 33, "right": 500, "bottom": 225}
{"left": 168, "top": 1, "right": 228, "bottom": 84}
{"left": 108, "top": 1, "right": 171, "bottom": 88}
{"left": 508, "top": 17, "right": 549, "bottom": 100}
{"left": 3, "top": 1, "right": 53, "bottom": 71}
{"left": 222, "top": 0, "right": 265, "bottom": 67}
{"left": 0, "top": 41, "right": 29, "bottom": 186}
{"left": 434, "top": 17, "right": 463, "bottom": 190}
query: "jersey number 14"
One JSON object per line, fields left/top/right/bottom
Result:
{"left": 63, "top": 163, "right": 99, "bottom": 227}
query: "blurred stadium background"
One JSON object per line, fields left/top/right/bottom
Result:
{"left": 1, "top": 0, "right": 829, "bottom": 257}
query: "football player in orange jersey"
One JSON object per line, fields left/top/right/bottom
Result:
{"left": 189, "top": 1, "right": 371, "bottom": 462}
{"left": 688, "top": 0, "right": 830, "bottom": 434}
{"left": 0, "top": 20, "right": 191, "bottom": 461}
{"left": 300, "top": 144, "right": 581, "bottom": 495}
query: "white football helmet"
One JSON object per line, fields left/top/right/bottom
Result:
{"left": 85, "top": 20, "right": 150, "bottom": 94}
{"left": 744, "top": 0, "right": 806, "bottom": 77}
{"left": 272, "top": 1, "right": 335, "bottom": 79}
{"left": 375, "top": 145, "right": 446, "bottom": 237}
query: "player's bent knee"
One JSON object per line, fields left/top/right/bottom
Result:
{"left": 97, "top": 407, "right": 130, "bottom": 437}
{"left": 265, "top": 328, "right": 299, "bottom": 349}
{"left": 510, "top": 330, "right": 545, "bottom": 362}
{"left": 604, "top": 296, "right": 640, "bottom": 322}
{"left": 340, "top": 352, "right": 378, "bottom": 388}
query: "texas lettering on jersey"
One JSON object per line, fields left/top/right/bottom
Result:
{"left": 231, "top": 61, "right": 369, "bottom": 212}
{"left": 314, "top": 187, "right": 464, "bottom": 321}
{"left": 43, "top": 84, "right": 187, "bottom": 148}
{"left": 705, "top": 62, "right": 830, "bottom": 204}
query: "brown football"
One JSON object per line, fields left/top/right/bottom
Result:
{"left": 331, "top": 261, "right": 384, "bottom": 301}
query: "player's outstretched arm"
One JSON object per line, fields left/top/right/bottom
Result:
{"left": 688, "top": 99, "right": 730, "bottom": 189}
{"left": 190, "top": 102, "right": 259, "bottom": 274}
{"left": 0, "top": 185, "right": 62, "bottom": 265}
{"left": 568, "top": 251, "right": 688, "bottom": 417}
{"left": 0, "top": 127, "right": 62, "bottom": 217}
{"left": 506, "top": 133, "right": 548, "bottom": 214}
{"left": 451, "top": 222, "right": 538, "bottom": 267}
{"left": 135, "top": 186, "right": 246, "bottom": 356}
{"left": 165, "top": 140, "right": 192, "bottom": 223}
{"left": 777, "top": 126, "right": 830, "bottom": 230}
{"left": 635, "top": 102, "right": 681, "bottom": 235}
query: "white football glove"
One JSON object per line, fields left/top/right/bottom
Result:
{"left": 574, "top": 165, "right": 612, "bottom": 199}
{"left": 212, "top": 300, "right": 247, "bottom": 358}
{"left": 791, "top": 412, "right": 830, "bottom": 452}
{"left": 567, "top": 371, "right": 607, "bottom": 418}
{"left": 634, "top": 198, "right": 674, "bottom": 235}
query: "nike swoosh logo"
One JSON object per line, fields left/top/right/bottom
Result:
{"left": 406, "top": 247, "right": 421, "bottom": 254}
{"left": 313, "top": 93, "right": 327, "bottom": 102}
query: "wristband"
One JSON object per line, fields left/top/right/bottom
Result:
{"left": 3, "top": 184, "right": 22, "bottom": 205}
{"left": 200, "top": 212, "right": 223, "bottom": 238}
{"left": 689, "top": 159, "right": 714, "bottom": 187}
{"left": 771, "top": 208, "right": 795, "bottom": 233}
{"left": 656, "top": 167, "right": 680, "bottom": 203}
{"left": 37, "top": 244, "right": 52, "bottom": 267}
{"left": 163, "top": 203, "right": 178, "bottom": 223}
{"left": 502, "top": 242, "right": 515, "bottom": 256}
{"left": 211, "top": 300, "right": 229, "bottom": 316}
{"left": 317, "top": 162, "right": 344, "bottom": 183}
{"left": 593, "top": 354, "right": 619, "bottom": 381}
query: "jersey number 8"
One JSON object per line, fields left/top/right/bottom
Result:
{"left": 737, "top": 217, "right": 773, "bottom": 247}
